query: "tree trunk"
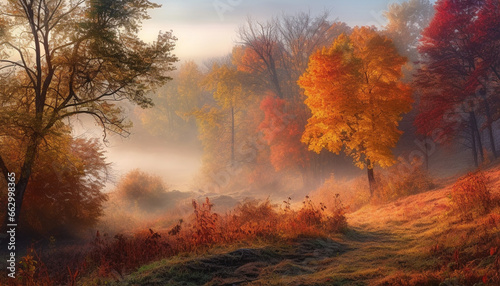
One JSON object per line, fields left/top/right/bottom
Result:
{"left": 470, "top": 113, "right": 479, "bottom": 168}
{"left": 12, "top": 178, "right": 29, "bottom": 225}
{"left": 231, "top": 106, "right": 235, "bottom": 167}
{"left": 487, "top": 123, "right": 498, "bottom": 159}
{"left": 3, "top": 135, "right": 39, "bottom": 232}
{"left": 268, "top": 54, "right": 284, "bottom": 99}
{"left": 482, "top": 95, "right": 498, "bottom": 158}
{"left": 470, "top": 111, "right": 484, "bottom": 162}
{"left": 367, "top": 160, "right": 376, "bottom": 197}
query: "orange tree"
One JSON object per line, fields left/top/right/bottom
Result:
{"left": 0, "top": 131, "right": 109, "bottom": 236}
{"left": 299, "top": 27, "right": 412, "bottom": 196}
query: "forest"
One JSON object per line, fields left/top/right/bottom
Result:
{"left": 0, "top": 0, "right": 499, "bottom": 285}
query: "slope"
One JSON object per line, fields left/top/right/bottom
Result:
{"left": 109, "top": 165, "right": 500, "bottom": 286}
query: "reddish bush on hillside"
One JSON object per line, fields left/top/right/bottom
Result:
{"left": 451, "top": 171, "right": 492, "bottom": 220}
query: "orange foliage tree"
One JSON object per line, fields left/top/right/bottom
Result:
{"left": 0, "top": 132, "right": 109, "bottom": 236}
{"left": 299, "top": 27, "right": 413, "bottom": 196}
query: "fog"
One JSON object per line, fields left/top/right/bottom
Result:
{"left": 104, "top": 129, "right": 202, "bottom": 192}
{"left": 69, "top": 109, "right": 202, "bottom": 193}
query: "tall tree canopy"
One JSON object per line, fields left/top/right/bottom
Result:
{"left": 415, "top": 0, "right": 499, "bottom": 167}
{"left": 384, "top": 0, "right": 434, "bottom": 63}
{"left": 0, "top": 0, "right": 177, "bottom": 226}
{"left": 299, "top": 27, "right": 412, "bottom": 195}
{"left": 237, "top": 12, "right": 351, "bottom": 187}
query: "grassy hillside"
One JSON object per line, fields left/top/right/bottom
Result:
{"left": 3, "top": 165, "right": 498, "bottom": 286}
{"left": 95, "top": 166, "right": 500, "bottom": 286}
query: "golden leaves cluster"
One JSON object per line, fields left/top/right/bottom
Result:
{"left": 299, "top": 27, "right": 413, "bottom": 169}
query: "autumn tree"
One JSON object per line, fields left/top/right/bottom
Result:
{"left": 415, "top": 0, "right": 498, "bottom": 167}
{"left": 0, "top": 132, "right": 108, "bottom": 236}
{"left": 136, "top": 61, "right": 203, "bottom": 141}
{"left": 202, "top": 61, "right": 250, "bottom": 167}
{"left": 383, "top": 0, "right": 434, "bottom": 63}
{"left": 0, "top": 0, "right": 177, "bottom": 226}
{"left": 299, "top": 27, "right": 412, "bottom": 195}
{"left": 238, "top": 12, "right": 351, "bottom": 186}
{"left": 469, "top": 0, "right": 500, "bottom": 159}
{"left": 259, "top": 93, "right": 309, "bottom": 173}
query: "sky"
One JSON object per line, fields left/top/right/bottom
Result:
{"left": 139, "top": 0, "right": 406, "bottom": 63}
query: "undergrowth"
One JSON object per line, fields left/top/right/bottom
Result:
{"left": 2, "top": 195, "right": 346, "bottom": 285}
{"left": 373, "top": 163, "right": 435, "bottom": 204}
{"left": 426, "top": 170, "right": 500, "bottom": 286}
{"left": 451, "top": 171, "right": 492, "bottom": 220}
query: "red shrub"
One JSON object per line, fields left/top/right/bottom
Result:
{"left": 451, "top": 171, "right": 492, "bottom": 220}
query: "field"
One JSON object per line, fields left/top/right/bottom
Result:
{"left": 15, "top": 164, "right": 492, "bottom": 286}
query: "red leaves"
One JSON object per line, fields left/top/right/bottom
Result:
{"left": 414, "top": 0, "right": 500, "bottom": 150}
{"left": 490, "top": 247, "right": 498, "bottom": 256}
{"left": 258, "top": 93, "right": 309, "bottom": 171}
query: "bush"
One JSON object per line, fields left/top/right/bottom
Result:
{"left": 324, "top": 193, "right": 348, "bottom": 233}
{"left": 310, "top": 174, "right": 370, "bottom": 213}
{"left": 114, "top": 169, "right": 169, "bottom": 213}
{"left": 293, "top": 195, "right": 347, "bottom": 235}
{"left": 374, "top": 163, "right": 435, "bottom": 203}
{"left": 0, "top": 135, "right": 109, "bottom": 237}
{"left": 228, "top": 199, "right": 279, "bottom": 239}
{"left": 451, "top": 171, "right": 492, "bottom": 220}
{"left": 191, "top": 197, "right": 220, "bottom": 244}
{"left": 297, "top": 196, "right": 324, "bottom": 227}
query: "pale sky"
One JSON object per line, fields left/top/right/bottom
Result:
{"left": 139, "top": 0, "right": 407, "bottom": 63}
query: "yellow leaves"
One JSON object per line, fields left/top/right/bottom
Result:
{"left": 299, "top": 26, "right": 413, "bottom": 170}
{"left": 177, "top": 60, "right": 203, "bottom": 102}
{"left": 203, "top": 63, "right": 248, "bottom": 110}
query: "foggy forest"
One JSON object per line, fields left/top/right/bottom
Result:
{"left": 1, "top": 0, "right": 500, "bottom": 285}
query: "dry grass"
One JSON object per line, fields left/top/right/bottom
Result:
{"left": 1, "top": 195, "right": 347, "bottom": 286}
{"left": 3, "top": 164, "right": 500, "bottom": 286}
{"left": 451, "top": 170, "right": 492, "bottom": 220}
{"left": 373, "top": 164, "right": 435, "bottom": 204}
{"left": 309, "top": 174, "right": 371, "bottom": 213}
{"left": 310, "top": 162, "right": 435, "bottom": 214}
{"left": 341, "top": 164, "right": 500, "bottom": 286}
